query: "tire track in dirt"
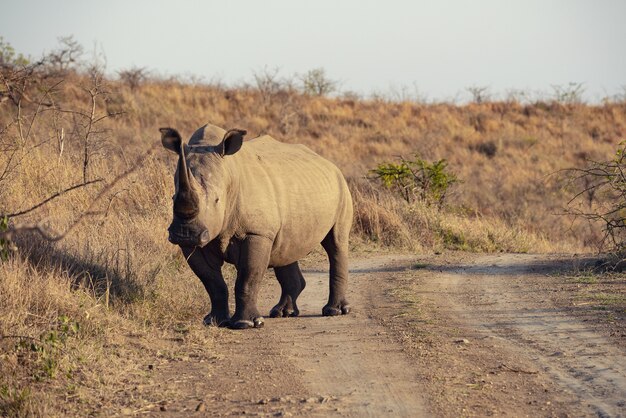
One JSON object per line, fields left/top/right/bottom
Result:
{"left": 421, "top": 254, "right": 626, "bottom": 417}
{"left": 273, "top": 254, "right": 427, "bottom": 417}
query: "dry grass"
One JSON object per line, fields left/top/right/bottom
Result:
{"left": 349, "top": 178, "right": 551, "bottom": 253}
{"left": 0, "top": 68, "right": 624, "bottom": 414}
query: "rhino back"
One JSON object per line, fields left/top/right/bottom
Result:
{"left": 229, "top": 136, "right": 350, "bottom": 266}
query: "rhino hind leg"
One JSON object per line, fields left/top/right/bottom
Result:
{"left": 270, "top": 262, "right": 306, "bottom": 318}
{"left": 321, "top": 225, "right": 350, "bottom": 316}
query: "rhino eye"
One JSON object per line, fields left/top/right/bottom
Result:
{"left": 215, "top": 197, "right": 220, "bottom": 203}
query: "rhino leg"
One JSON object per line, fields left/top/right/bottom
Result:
{"left": 321, "top": 226, "right": 350, "bottom": 316}
{"left": 230, "top": 235, "right": 272, "bottom": 330}
{"left": 270, "top": 262, "right": 306, "bottom": 318}
{"left": 182, "top": 245, "right": 231, "bottom": 327}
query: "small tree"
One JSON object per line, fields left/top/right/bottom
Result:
{"left": 252, "top": 66, "right": 284, "bottom": 108}
{"left": 75, "top": 72, "right": 119, "bottom": 182}
{"left": 300, "top": 68, "right": 337, "bottom": 96}
{"left": 118, "top": 66, "right": 148, "bottom": 91}
{"left": 466, "top": 86, "right": 490, "bottom": 104}
{"left": 552, "top": 82, "right": 585, "bottom": 104}
{"left": 371, "top": 155, "right": 458, "bottom": 208}
{"left": 46, "top": 35, "right": 84, "bottom": 73}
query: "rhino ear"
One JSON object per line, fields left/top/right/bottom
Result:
{"left": 160, "top": 127, "right": 182, "bottom": 154}
{"left": 218, "top": 129, "right": 246, "bottom": 156}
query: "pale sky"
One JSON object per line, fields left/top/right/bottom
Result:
{"left": 2, "top": 0, "right": 625, "bottom": 102}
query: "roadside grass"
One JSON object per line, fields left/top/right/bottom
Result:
{"left": 589, "top": 292, "right": 626, "bottom": 307}
{"left": 0, "top": 234, "right": 219, "bottom": 416}
{"left": 349, "top": 178, "right": 552, "bottom": 253}
{"left": 574, "top": 275, "right": 598, "bottom": 284}
{"left": 564, "top": 270, "right": 626, "bottom": 318}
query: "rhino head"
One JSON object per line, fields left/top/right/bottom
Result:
{"left": 160, "top": 127, "right": 246, "bottom": 248}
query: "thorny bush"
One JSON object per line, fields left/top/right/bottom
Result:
{"left": 566, "top": 141, "right": 626, "bottom": 253}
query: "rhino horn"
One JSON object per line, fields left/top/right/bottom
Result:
{"left": 174, "top": 142, "right": 200, "bottom": 218}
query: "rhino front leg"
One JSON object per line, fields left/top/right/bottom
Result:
{"left": 182, "top": 245, "right": 230, "bottom": 327}
{"left": 230, "top": 235, "right": 272, "bottom": 329}
{"left": 270, "top": 262, "right": 306, "bottom": 318}
{"left": 321, "top": 226, "right": 350, "bottom": 316}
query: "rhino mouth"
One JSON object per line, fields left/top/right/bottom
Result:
{"left": 167, "top": 225, "right": 210, "bottom": 247}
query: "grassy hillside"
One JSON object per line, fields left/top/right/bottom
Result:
{"left": 1, "top": 62, "right": 625, "bottom": 415}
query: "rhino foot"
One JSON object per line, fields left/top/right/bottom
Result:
{"left": 322, "top": 302, "right": 350, "bottom": 316}
{"left": 229, "top": 317, "right": 264, "bottom": 330}
{"left": 269, "top": 301, "right": 299, "bottom": 318}
{"left": 203, "top": 311, "right": 231, "bottom": 327}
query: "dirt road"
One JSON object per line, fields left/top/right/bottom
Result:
{"left": 148, "top": 253, "right": 626, "bottom": 417}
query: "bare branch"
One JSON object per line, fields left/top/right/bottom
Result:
{"left": 3, "top": 179, "right": 103, "bottom": 218}
{"left": 93, "top": 111, "right": 125, "bottom": 124}
{"left": 0, "top": 144, "right": 160, "bottom": 243}
{"left": 564, "top": 144, "right": 626, "bottom": 253}
{"left": 567, "top": 179, "right": 610, "bottom": 205}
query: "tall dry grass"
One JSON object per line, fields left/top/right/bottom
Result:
{"left": 349, "top": 178, "right": 550, "bottom": 252}
{"left": 0, "top": 66, "right": 624, "bottom": 414}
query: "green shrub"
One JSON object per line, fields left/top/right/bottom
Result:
{"left": 0, "top": 37, "right": 29, "bottom": 67}
{"left": 371, "top": 154, "right": 458, "bottom": 208}
{"left": 0, "top": 216, "right": 10, "bottom": 261}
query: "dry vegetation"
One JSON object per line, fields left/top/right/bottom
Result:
{"left": 1, "top": 40, "right": 625, "bottom": 415}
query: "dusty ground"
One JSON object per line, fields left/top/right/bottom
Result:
{"left": 95, "top": 252, "right": 625, "bottom": 417}
{"left": 394, "top": 253, "right": 626, "bottom": 418}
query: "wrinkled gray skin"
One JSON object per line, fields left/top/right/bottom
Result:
{"left": 160, "top": 124, "right": 353, "bottom": 330}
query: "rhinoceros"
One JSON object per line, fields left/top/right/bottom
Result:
{"left": 160, "top": 124, "right": 353, "bottom": 329}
